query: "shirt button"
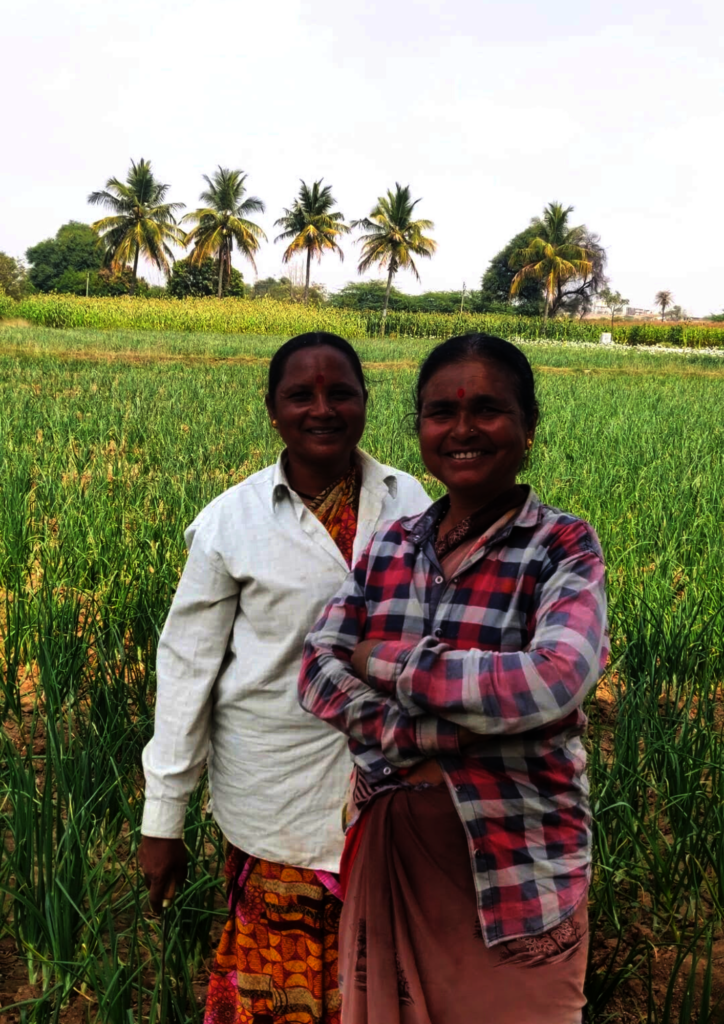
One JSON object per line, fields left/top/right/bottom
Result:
{"left": 455, "top": 784, "right": 463, "bottom": 792}
{"left": 383, "top": 767, "right": 392, "bottom": 776}
{"left": 475, "top": 849, "right": 483, "bottom": 859}
{"left": 434, "top": 628, "right": 443, "bottom": 638}
{"left": 434, "top": 575, "right": 444, "bottom": 584}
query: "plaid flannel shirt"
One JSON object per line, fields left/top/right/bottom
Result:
{"left": 299, "top": 488, "right": 609, "bottom": 945}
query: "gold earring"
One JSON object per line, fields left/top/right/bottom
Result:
{"left": 272, "top": 419, "right": 278, "bottom": 429}
{"left": 527, "top": 438, "right": 533, "bottom": 449}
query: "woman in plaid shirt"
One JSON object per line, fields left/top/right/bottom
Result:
{"left": 299, "top": 334, "right": 609, "bottom": 1024}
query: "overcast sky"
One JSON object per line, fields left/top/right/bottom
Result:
{"left": 2, "top": 0, "right": 722, "bottom": 315}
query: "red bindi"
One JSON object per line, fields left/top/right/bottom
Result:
{"left": 457, "top": 388, "right": 465, "bottom": 398}
{"left": 316, "top": 374, "right": 325, "bottom": 385}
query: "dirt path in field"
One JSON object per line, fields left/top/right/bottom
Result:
{"left": 2, "top": 343, "right": 724, "bottom": 377}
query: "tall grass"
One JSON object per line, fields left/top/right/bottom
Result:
{"left": 0, "top": 340, "right": 723, "bottom": 1020}
{"left": 4, "top": 294, "right": 724, "bottom": 348}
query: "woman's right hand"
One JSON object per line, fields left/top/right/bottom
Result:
{"left": 138, "top": 836, "right": 188, "bottom": 914}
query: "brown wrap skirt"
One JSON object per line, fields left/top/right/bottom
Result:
{"left": 339, "top": 784, "right": 588, "bottom": 1024}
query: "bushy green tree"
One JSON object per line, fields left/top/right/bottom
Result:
{"left": 251, "top": 276, "right": 325, "bottom": 303}
{"left": 43, "top": 265, "right": 151, "bottom": 296}
{"left": 167, "top": 256, "right": 245, "bottom": 299}
{"left": 0, "top": 253, "right": 32, "bottom": 299}
{"left": 480, "top": 225, "right": 543, "bottom": 314}
{"left": 329, "top": 280, "right": 405, "bottom": 310}
{"left": 330, "top": 281, "right": 473, "bottom": 314}
{"left": 26, "top": 222, "right": 103, "bottom": 292}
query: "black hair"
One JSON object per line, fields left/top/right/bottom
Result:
{"left": 415, "top": 333, "right": 539, "bottom": 429}
{"left": 266, "top": 332, "right": 367, "bottom": 405}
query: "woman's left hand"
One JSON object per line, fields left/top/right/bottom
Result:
{"left": 350, "top": 640, "right": 380, "bottom": 682}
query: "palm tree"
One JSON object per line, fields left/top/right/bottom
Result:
{"left": 353, "top": 184, "right": 436, "bottom": 321}
{"left": 510, "top": 203, "right": 595, "bottom": 321}
{"left": 655, "top": 290, "right": 673, "bottom": 321}
{"left": 183, "top": 167, "right": 266, "bottom": 298}
{"left": 274, "top": 180, "right": 350, "bottom": 304}
{"left": 88, "top": 159, "right": 185, "bottom": 292}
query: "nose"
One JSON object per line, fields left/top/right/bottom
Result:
{"left": 450, "top": 410, "right": 477, "bottom": 439}
{"left": 310, "top": 390, "right": 334, "bottom": 418}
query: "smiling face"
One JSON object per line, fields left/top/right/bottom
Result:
{"left": 418, "top": 357, "right": 536, "bottom": 510}
{"left": 266, "top": 346, "right": 367, "bottom": 481}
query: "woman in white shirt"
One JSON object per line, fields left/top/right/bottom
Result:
{"left": 139, "top": 332, "right": 429, "bottom": 1024}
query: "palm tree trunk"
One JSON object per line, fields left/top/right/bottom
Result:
{"left": 132, "top": 244, "right": 140, "bottom": 296}
{"left": 217, "top": 246, "right": 225, "bottom": 299}
{"left": 382, "top": 265, "right": 395, "bottom": 323}
{"left": 543, "top": 290, "right": 551, "bottom": 323}
{"left": 304, "top": 249, "right": 311, "bottom": 304}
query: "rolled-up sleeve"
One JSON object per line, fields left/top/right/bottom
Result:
{"left": 141, "top": 531, "right": 240, "bottom": 838}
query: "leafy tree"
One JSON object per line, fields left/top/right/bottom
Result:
{"left": 167, "top": 256, "right": 245, "bottom": 299}
{"left": 184, "top": 167, "right": 266, "bottom": 299}
{"left": 353, "top": 183, "right": 436, "bottom": 322}
{"left": 330, "top": 281, "right": 475, "bottom": 314}
{"left": 480, "top": 225, "right": 543, "bottom": 315}
{"left": 0, "top": 253, "right": 31, "bottom": 299}
{"left": 599, "top": 288, "right": 629, "bottom": 333}
{"left": 510, "top": 203, "right": 604, "bottom": 320}
{"left": 274, "top": 180, "right": 349, "bottom": 304}
{"left": 329, "top": 280, "right": 406, "bottom": 311}
{"left": 666, "top": 304, "right": 687, "bottom": 321}
{"left": 251, "top": 276, "right": 326, "bottom": 304}
{"left": 43, "top": 266, "right": 150, "bottom": 296}
{"left": 655, "top": 290, "right": 673, "bottom": 321}
{"left": 26, "top": 222, "right": 103, "bottom": 292}
{"left": 88, "top": 158, "right": 185, "bottom": 291}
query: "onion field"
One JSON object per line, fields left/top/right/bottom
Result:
{"left": 1, "top": 326, "right": 723, "bottom": 1023}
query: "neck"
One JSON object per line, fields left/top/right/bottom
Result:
{"left": 285, "top": 452, "right": 353, "bottom": 498}
{"left": 446, "top": 482, "right": 524, "bottom": 530}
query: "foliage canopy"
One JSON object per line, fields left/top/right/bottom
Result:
{"left": 26, "top": 222, "right": 103, "bottom": 293}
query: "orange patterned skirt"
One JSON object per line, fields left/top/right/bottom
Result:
{"left": 205, "top": 848, "right": 342, "bottom": 1024}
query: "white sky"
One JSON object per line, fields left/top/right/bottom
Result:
{"left": 2, "top": 0, "right": 722, "bottom": 316}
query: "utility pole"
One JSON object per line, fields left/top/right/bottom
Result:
{"left": 86, "top": 273, "right": 90, "bottom": 297}
{"left": 460, "top": 282, "right": 467, "bottom": 314}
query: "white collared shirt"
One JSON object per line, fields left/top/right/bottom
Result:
{"left": 141, "top": 450, "right": 430, "bottom": 870}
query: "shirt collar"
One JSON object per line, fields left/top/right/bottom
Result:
{"left": 406, "top": 485, "right": 542, "bottom": 546}
{"left": 270, "top": 448, "right": 398, "bottom": 511}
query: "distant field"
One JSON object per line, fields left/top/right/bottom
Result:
{"left": 3, "top": 323, "right": 724, "bottom": 369}
{"left": 3, "top": 292, "right": 724, "bottom": 348}
{"left": 1, "top": 329, "right": 723, "bottom": 1022}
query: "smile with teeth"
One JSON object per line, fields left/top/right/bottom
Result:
{"left": 448, "top": 450, "right": 488, "bottom": 460}
{"left": 308, "top": 427, "right": 340, "bottom": 435}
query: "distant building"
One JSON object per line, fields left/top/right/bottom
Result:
{"left": 585, "top": 302, "right": 655, "bottom": 320}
